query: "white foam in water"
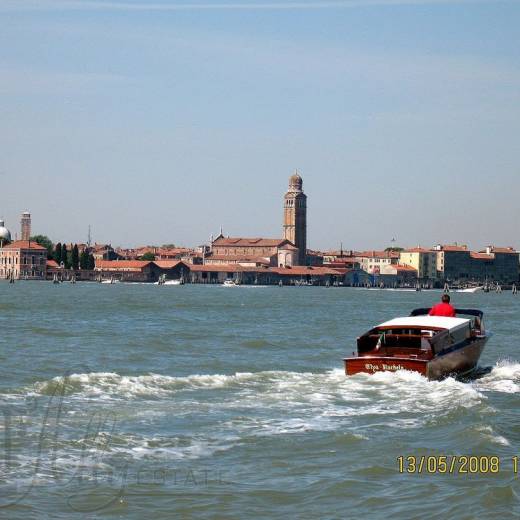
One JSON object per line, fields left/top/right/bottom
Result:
{"left": 13, "top": 365, "right": 515, "bottom": 484}
{"left": 474, "top": 360, "right": 520, "bottom": 394}
{"left": 31, "top": 367, "right": 486, "bottom": 414}
{"left": 475, "top": 425, "right": 510, "bottom": 446}
{"left": 32, "top": 371, "right": 276, "bottom": 399}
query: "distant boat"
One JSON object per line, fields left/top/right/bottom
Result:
{"left": 456, "top": 287, "right": 483, "bottom": 293}
{"left": 223, "top": 279, "right": 238, "bottom": 287}
{"left": 101, "top": 277, "right": 119, "bottom": 284}
{"left": 165, "top": 279, "right": 182, "bottom": 286}
{"left": 155, "top": 274, "right": 183, "bottom": 286}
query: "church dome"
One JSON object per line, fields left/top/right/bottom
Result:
{"left": 0, "top": 219, "right": 11, "bottom": 243}
{"left": 289, "top": 171, "right": 303, "bottom": 190}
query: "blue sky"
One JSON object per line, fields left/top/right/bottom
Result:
{"left": 1, "top": 0, "right": 519, "bottom": 250}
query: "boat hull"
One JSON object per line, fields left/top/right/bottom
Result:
{"left": 344, "top": 336, "right": 488, "bottom": 380}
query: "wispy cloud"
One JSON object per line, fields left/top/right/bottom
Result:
{"left": 2, "top": 0, "right": 514, "bottom": 11}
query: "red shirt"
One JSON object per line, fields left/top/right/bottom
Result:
{"left": 429, "top": 302, "right": 456, "bottom": 317}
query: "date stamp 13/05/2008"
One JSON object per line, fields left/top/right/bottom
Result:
{"left": 397, "top": 456, "right": 520, "bottom": 475}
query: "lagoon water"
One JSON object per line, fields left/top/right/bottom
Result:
{"left": 1, "top": 282, "right": 520, "bottom": 519}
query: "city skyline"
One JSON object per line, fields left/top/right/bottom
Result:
{"left": 2, "top": 0, "right": 519, "bottom": 249}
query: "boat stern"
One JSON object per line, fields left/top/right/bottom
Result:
{"left": 344, "top": 356, "right": 428, "bottom": 377}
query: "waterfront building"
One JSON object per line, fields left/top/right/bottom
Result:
{"left": 324, "top": 258, "right": 361, "bottom": 271}
{"left": 343, "top": 268, "right": 372, "bottom": 286}
{"left": 20, "top": 212, "right": 31, "bottom": 241}
{"left": 434, "top": 244, "right": 518, "bottom": 283}
{"left": 209, "top": 237, "right": 298, "bottom": 268}
{"left": 356, "top": 250, "right": 400, "bottom": 274}
{"left": 94, "top": 260, "right": 158, "bottom": 282}
{"left": 379, "top": 263, "right": 418, "bottom": 285}
{"left": 305, "top": 251, "right": 324, "bottom": 266}
{"left": 399, "top": 248, "right": 438, "bottom": 281}
{"left": 435, "top": 244, "right": 470, "bottom": 281}
{"left": 322, "top": 249, "right": 361, "bottom": 271}
{"left": 322, "top": 249, "right": 358, "bottom": 263}
{"left": 283, "top": 171, "right": 307, "bottom": 265}
{"left": 0, "top": 219, "right": 11, "bottom": 246}
{"left": 91, "top": 243, "right": 119, "bottom": 261}
{"left": 0, "top": 240, "right": 47, "bottom": 280}
{"left": 204, "top": 254, "right": 272, "bottom": 267}
{"left": 205, "top": 172, "right": 308, "bottom": 266}
{"left": 116, "top": 246, "right": 194, "bottom": 261}
{"left": 188, "top": 264, "right": 341, "bottom": 286}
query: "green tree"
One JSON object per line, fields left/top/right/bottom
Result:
{"left": 385, "top": 247, "right": 404, "bottom": 252}
{"left": 54, "top": 242, "right": 62, "bottom": 265}
{"left": 30, "top": 235, "right": 53, "bottom": 258}
{"left": 71, "top": 244, "right": 79, "bottom": 270}
{"left": 61, "top": 244, "right": 70, "bottom": 269}
{"left": 140, "top": 252, "right": 156, "bottom": 261}
{"left": 87, "top": 253, "right": 95, "bottom": 270}
{"left": 80, "top": 250, "right": 89, "bottom": 270}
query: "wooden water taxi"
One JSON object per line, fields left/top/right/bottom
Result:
{"left": 344, "top": 308, "right": 489, "bottom": 380}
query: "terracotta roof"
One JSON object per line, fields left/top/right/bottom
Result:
{"left": 212, "top": 237, "right": 289, "bottom": 247}
{"left": 153, "top": 260, "right": 186, "bottom": 269}
{"left": 46, "top": 259, "right": 60, "bottom": 268}
{"left": 279, "top": 243, "right": 299, "bottom": 251}
{"left": 484, "top": 247, "right": 517, "bottom": 254}
{"left": 356, "top": 250, "right": 399, "bottom": 259}
{"left": 92, "top": 244, "right": 112, "bottom": 251}
{"left": 205, "top": 255, "right": 272, "bottom": 262}
{"left": 270, "top": 266, "right": 342, "bottom": 276}
{"left": 470, "top": 252, "right": 494, "bottom": 260}
{"left": 95, "top": 260, "right": 152, "bottom": 269}
{"left": 438, "top": 245, "right": 469, "bottom": 252}
{"left": 393, "top": 264, "right": 417, "bottom": 271}
{"left": 403, "top": 248, "right": 434, "bottom": 253}
{"left": 1, "top": 240, "right": 46, "bottom": 250}
{"left": 189, "top": 264, "right": 264, "bottom": 273}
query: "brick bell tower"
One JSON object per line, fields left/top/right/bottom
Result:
{"left": 283, "top": 171, "right": 307, "bottom": 265}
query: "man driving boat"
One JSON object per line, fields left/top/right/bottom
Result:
{"left": 429, "top": 294, "right": 456, "bottom": 317}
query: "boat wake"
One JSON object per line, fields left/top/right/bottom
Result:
{"left": 1, "top": 362, "right": 517, "bottom": 486}
{"left": 27, "top": 362, "right": 520, "bottom": 404}
{"left": 471, "top": 360, "right": 520, "bottom": 393}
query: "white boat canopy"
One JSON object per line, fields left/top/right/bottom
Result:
{"left": 377, "top": 316, "right": 471, "bottom": 332}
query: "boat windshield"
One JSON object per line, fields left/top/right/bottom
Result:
{"left": 357, "top": 327, "right": 437, "bottom": 353}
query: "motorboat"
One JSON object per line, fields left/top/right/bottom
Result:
{"left": 223, "top": 279, "right": 238, "bottom": 287}
{"left": 101, "top": 277, "right": 120, "bottom": 284}
{"left": 456, "top": 287, "right": 483, "bottom": 293}
{"left": 164, "top": 279, "right": 182, "bottom": 286}
{"left": 344, "top": 308, "right": 489, "bottom": 380}
{"left": 155, "top": 276, "right": 182, "bottom": 286}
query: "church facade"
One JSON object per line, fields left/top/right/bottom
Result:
{"left": 208, "top": 172, "right": 308, "bottom": 266}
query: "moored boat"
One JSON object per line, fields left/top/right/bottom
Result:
{"left": 344, "top": 308, "right": 489, "bottom": 380}
{"left": 223, "top": 279, "right": 239, "bottom": 287}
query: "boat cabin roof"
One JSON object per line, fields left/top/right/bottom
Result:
{"left": 377, "top": 315, "right": 470, "bottom": 332}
